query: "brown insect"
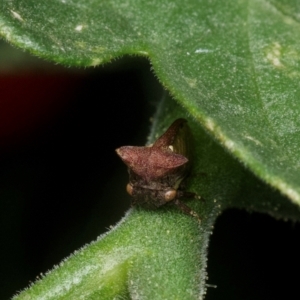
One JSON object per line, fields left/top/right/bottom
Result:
{"left": 116, "top": 118, "right": 201, "bottom": 222}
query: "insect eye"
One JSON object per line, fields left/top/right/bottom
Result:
{"left": 126, "top": 183, "right": 134, "bottom": 196}
{"left": 164, "top": 189, "right": 177, "bottom": 201}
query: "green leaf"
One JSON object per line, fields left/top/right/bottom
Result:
{"left": 1, "top": 0, "right": 300, "bottom": 204}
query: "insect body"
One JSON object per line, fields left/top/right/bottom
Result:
{"left": 116, "top": 118, "right": 201, "bottom": 222}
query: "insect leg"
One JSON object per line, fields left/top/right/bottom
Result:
{"left": 173, "top": 199, "right": 201, "bottom": 223}
{"left": 177, "top": 190, "right": 205, "bottom": 202}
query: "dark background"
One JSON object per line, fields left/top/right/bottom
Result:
{"left": 0, "top": 42, "right": 299, "bottom": 300}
